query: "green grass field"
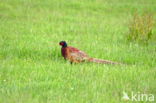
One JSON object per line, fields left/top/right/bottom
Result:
{"left": 0, "top": 0, "right": 156, "bottom": 103}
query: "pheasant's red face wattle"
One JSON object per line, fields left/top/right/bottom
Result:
{"left": 59, "top": 42, "right": 63, "bottom": 46}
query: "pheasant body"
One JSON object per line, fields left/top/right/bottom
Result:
{"left": 59, "top": 41, "right": 120, "bottom": 64}
{"left": 61, "top": 46, "right": 89, "bottom": 63}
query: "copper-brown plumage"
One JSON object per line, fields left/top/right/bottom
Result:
{"left": 59, "top": 41, "right": 121, "bottom": 64}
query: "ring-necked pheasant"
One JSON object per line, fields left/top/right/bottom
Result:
{"left": 59, "top": 41, "right": 121, "bottom": 64}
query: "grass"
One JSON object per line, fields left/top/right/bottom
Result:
{"left": 0, "top": 0, "right": 156, "bottom": 103}
{"left": 127, "top": 13, "right": 154, "bottom": 43}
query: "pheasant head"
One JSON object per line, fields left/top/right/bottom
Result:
{"left": 59, "top": 41, "right": 67, "bottom": 48}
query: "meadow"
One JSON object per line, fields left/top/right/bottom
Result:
{"left": 0, "top": 0, "right": 156, "bottom": 103}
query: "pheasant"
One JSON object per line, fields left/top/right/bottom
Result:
{"left": 59, "top": 41, "right": 121, "bottom": 64}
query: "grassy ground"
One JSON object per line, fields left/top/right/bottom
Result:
{"left": 0, "top": 0, "right": 156, "bottom": 103}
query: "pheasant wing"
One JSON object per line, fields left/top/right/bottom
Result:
{"left": 68, "top": 47, "right": 89, "bottom": 62}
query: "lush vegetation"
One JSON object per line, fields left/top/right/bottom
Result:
{"left": 127, "top": 13, "right": 154, "bottom": 44}
{"left": 0, "top": 0, "right": 156, "bottom": 103}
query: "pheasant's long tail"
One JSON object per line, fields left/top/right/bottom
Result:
{"left": 88, "top": 58, "right": 121, "bottom": 65}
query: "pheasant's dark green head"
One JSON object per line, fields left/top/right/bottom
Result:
{"left": 59, "top": 41, "right": 67, "bottom": 47}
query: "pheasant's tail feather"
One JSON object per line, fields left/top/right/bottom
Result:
{"left": 88, "top": 58, "right": 121, "bottom": 65}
